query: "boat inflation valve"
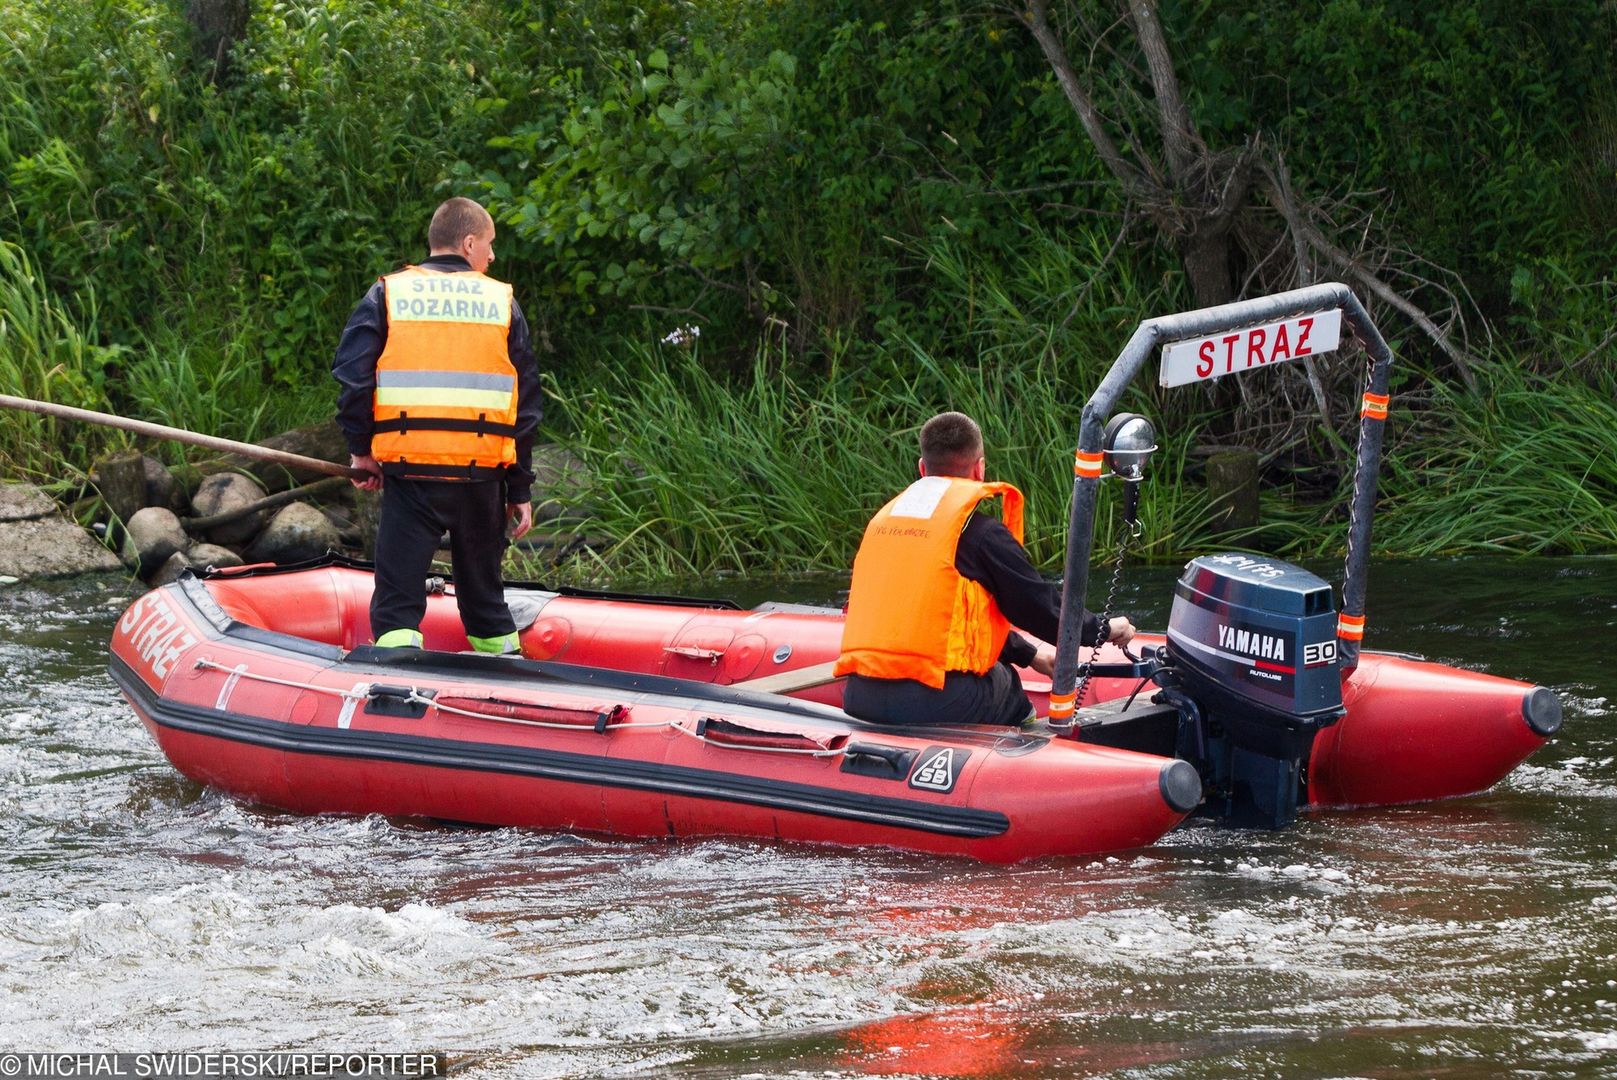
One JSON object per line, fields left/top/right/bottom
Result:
{"left": 1103, "top": 412, "right": 1157, "bottom": 525}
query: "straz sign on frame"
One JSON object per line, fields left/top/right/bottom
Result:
{"left": 1159, "top": 309, "right": 1344, "bottom": 388}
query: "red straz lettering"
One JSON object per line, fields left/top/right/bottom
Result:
{"left": 1272, "top": 323, "right": 1291, "bottom": 359}
{"left": 1159, "top": 309, "right": 1343, "bottom": 388}
{"left": 1246, "top": 327, "right": 1267, "bottom": 368}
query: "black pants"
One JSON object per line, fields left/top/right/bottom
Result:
{"left": 842, "top": 663, "right": 1034, "bottom": 728}
{"left": 370, "top": 474, "right": 516, "bottom": 641}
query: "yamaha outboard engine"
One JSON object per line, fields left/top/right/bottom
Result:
{"left": 1162, "top": 554, "right": 1346, "bottom": 828}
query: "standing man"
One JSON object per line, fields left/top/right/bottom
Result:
{"left": 835, "top": 411, "right": 1134, "bottom": 726}
{"left": 333, "top": 196, "right": 542, "bottom": 653}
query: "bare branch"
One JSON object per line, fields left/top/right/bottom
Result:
{"left": 1569, "top": 324, "right": 1617, "bottom": 370}
{"left": 1020, "top": 0, "right": 1158, "bottom": 202}
{"left": 1257, "top": 158, "right": 1481, "bottom": 392}
{"left": 1124, "top": 0, "right": 1202, "bottom": 183}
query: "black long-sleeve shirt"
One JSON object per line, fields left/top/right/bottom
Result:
{"left": 954, "top": 512, "right": 1104, "bottom": 666}
{"left": 331, "top": 254, "right": 543, "bottom": 503}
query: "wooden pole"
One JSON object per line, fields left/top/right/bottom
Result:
{"left": 0, "top": 393, "right": 366, "bottom": 481}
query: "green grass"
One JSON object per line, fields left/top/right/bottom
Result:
{"left": 516, "top": 332, "right": 1617, "bottom": 582}
{"left": 0, "top": 241, "right": 130, "bottom": 482}
{"left": 1370, "top": 363, "right": 1617, "bottom": 555}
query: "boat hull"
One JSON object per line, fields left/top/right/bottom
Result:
{"left": 112, "top": 574, "right": 1193, "bottom": 861}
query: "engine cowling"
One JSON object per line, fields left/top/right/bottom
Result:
{"left": 1164, "top": 553, "right": 1346, "bottom": 827}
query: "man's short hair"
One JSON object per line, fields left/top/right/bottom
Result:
{"left": 920, "top": 412, "right": 984, "bottom": 475}
{"left": 428, "top": 197, "right": 492, "bottom": 251}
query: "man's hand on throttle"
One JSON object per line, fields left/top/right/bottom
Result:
{"left": 1106, "top": 616, "right": 1137, "bottom": 647}
{"left": 1030, "top": 643, "right": 1057, "bottom": 677}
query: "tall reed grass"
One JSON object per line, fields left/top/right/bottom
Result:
{"left": 520, "top": 335, "right": 1224, "bottom": 581}
{"left": 520, "top": 330, "right": 1617, "bottom": 582}
{"left": 1371, "top": 363, "right": 1617, "bottom": 555}
{"left": 0, "top": 242, "right": 129, "bottom": 482}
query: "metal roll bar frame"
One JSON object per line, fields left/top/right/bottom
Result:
{"left": 1051, "top": 282, "right": 1393, "bottom": 711}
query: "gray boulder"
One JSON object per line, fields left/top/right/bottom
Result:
{"left": 91, "top": 449, "right": 149, "bottom": 524}
{"left": 198, "top": 420, "right": 351, "bottom": 493}
{"left": 124, "top": 506, "right": 188, "bottom": 579}
{"left": 186, "top": 543, "right": 244, "bottom": 571}
{"left": 0, "top": 483, "right": 55, "bottom": 522}
{"left": 244, "top": 502, "right": 341, "bottom": 564}
{"left": 191, "top": 472, "right": 269, "bottom": 545}
{"left": 143, "top": 455, "right": 188, "bottom": 515}
{"left": 320, "top": 504, "right": 363, "bottom": 547}
{"left": 149, "top": 550, "right": 193, "bottom": 587}
{"left": 0, "top": 482, "right": 123, "bottom": 579}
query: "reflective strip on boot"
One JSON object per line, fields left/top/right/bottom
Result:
{"left": 468, "top": 631, "right": 521, "bottom": 655}
{"left": 375, "top": 628, "right": 424, "bottom": 648}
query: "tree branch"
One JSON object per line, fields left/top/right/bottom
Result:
{"left": 1258, "top": 159, "right": 1480, "bottom": 392}
{"left": 1125, "top": 0, "right": 1202, "bottom": 184}
{"left": 1020, "top": 0, "right": 1157, "bottom": 203}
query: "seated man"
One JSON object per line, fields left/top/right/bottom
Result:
{"left": 834, "top": 411, "right": 1134, "bottom": 727}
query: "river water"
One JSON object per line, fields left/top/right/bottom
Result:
{"left": 1, "top": 557, "right": 1613, "bottom": 1078}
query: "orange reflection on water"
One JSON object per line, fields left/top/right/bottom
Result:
{"left": 839, "top": 1005, "right": 1025, "bottom": 1077}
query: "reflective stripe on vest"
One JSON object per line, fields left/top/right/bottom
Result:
{"left": 834, "top": 477, "right": 1026, "bottom": 690}
{"left": 372, "top": 266, "right": 517, "bottom": 474}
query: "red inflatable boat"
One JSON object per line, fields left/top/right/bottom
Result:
{"left": 109, "top": 567, "right": 1198, "bottom": 862}
{"left": 110, "top": 284, "right": 1562, "bottom": 857}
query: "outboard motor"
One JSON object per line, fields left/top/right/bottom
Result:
{"left": 1162, "top": 554, "right": 1346, "bottom": 828}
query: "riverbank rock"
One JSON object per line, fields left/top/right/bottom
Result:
{"left": 320, "top": 504, "right": 363, "bottom": 548}
{"left": 149, "top": 550, "right": 192, "bottom": 587}
{"left": 244, "top": 501, "right": 342, "bottom": 564}
{"left": 186, "top": 543, "right": 244, "bottom": 571}
{"left": 191, "top": 472, "right": 269, "bottom": 545}
{"left": 0, "top": 482, "right": 123, "bottom": 578}
{"left": 144, "top": 455, "right": 188, "bottom": 514}
{"left": 181, "top": 420, "right": 351, "bottom": 494}
{"left": 123, "top": 506, "right": 188, "bottom": 578}
{"left": 91, "top": 450, "right": 149, "bottom": 524}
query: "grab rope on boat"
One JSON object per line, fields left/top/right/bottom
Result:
{"left": 191, "top": 657, "right": 666, "bottom": 733}
{"left": 191, "top": 658, "right": 845, "bottom": 754}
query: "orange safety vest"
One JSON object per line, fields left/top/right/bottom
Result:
{"left": 834, "top": 476, "right": 1026, "bottom": 689}
{"left": 371, "top": 265, "right": 517, "bottom": 478}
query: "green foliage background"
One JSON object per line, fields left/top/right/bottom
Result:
{"left": 2, "top": 0, "right": 1613, "bottom": 571}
